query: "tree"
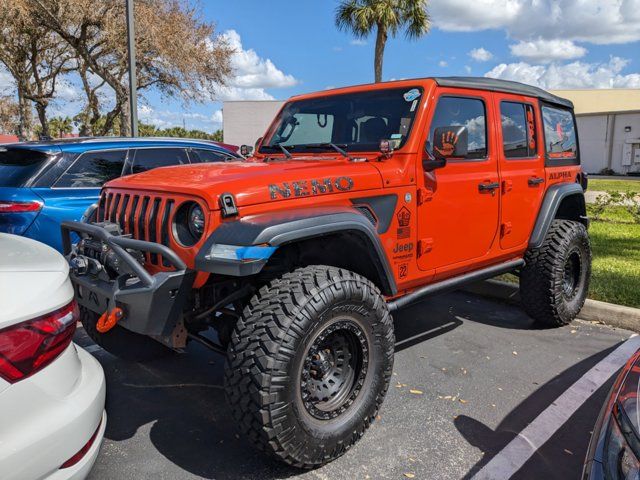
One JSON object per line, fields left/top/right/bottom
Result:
{"left": 0, "top": 0, "right": 74, "bottom": 139}
{"left": 28, "top": 0, "right": 233, "bottom": 136}
{"left": 48, "top": 116, "right": 73, "bottom": 138}
{"left": 0, "top": 97, "right": 19, "bottom": 134}
{"left": 335, "top": 0, "right": 430, "bottom": 83}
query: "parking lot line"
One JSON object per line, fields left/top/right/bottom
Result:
{"left": 472, "top": 334, "right": 640, "bottom": 480}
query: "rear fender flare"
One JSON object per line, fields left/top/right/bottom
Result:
{"left": 529, "top": 183, "right": 587, "bottom": 249}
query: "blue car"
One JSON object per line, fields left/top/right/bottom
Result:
{"left": 0, "top": 137, "right": 241, "bottom": 251}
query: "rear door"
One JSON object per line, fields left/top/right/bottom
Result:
{"left": 128, "top": 148, "right": 189, "bottom": 174}
{"left": 32, "top": 149, "right": 128, "bottom": 250}
{"left": 417, "top": 90, "right": 500, "bottom": 274}
{"left": 494, "top": 94, "right": 546, "bottom": 250}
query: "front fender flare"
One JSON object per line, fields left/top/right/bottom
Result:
{"left": 195, "top": 206, "right": 397, "bottom": 294}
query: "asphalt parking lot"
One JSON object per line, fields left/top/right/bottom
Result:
{"left": 76, "top": 290, "right": 636, "bottom": 480}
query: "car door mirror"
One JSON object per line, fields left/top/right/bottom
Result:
{"left": 423, "top": 126, "right": 468, "bottom": 172}
{"left": 240, "top": 145, "right": 253, "bottom": 157}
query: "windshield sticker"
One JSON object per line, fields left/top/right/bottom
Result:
{"left": 403, "top": 88, "right": 421, "bottom": 102}
{"left": 390, "top": 133, "right": 402, "bottom": 139}
{"left": 410, "top": 99, "right": 418, "bottom": 112}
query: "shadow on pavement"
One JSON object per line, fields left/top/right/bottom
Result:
{"left": 78, "top": 293, "right": 474, "bottom": 479}
{"left": 454, "top": 344, "right": 619, "bottom": 480}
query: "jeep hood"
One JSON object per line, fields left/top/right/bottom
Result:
{"left": 107, "top": 158, "right": 383, "bottom": 209}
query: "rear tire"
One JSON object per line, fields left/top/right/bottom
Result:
{"left": 224, "top": 265, "right": 394, "bottom": 468}
{"left": 80, "top": 307, "right": 173, "bottom": 362}
{"left": 520, "top": 219, "right": 591, "bottom": 327}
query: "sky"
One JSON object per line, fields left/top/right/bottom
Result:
{"left": 2, "top": 0, "right": 639, "bottom": 133}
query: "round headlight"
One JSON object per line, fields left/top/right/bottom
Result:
{"left": 173, "top": 201, "right": 205, "bottom": 247}
{"left": 188, "top": 203, "right": 205, "bottom": 237}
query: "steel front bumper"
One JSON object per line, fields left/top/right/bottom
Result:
{"left": 61, "top": 221, "right": 195, "bottom": 337}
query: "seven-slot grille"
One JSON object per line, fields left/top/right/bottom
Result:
{"left": 97, "top": 191, "right": 175, "bottom": 267}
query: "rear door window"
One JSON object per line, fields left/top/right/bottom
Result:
{"left": 542, "top": 105, "right": 578, "bottom": 164}
{"left": 55, "top": 150, "right": 127, "bottom": 188}
{"left": 191, "top": 148, "right": 234, "bottom": 163}
{"left": 130, "top": 148, "right": 189, "bottom": 174}
{"left": 0, "top": 148, "right": 50, "bottom": 187}
{"left": 500, "top": 102, "right": 537, "bottom": 158}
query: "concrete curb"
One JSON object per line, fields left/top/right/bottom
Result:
{"left": 464, "top": 279, "right": 640, "bottom": 333}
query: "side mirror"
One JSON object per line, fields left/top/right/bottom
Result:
{"left": 423, "top": 126, "right": 468, "bottom": 172}
{"left": 240, "top": 144, "right": 253, "bottom": 157}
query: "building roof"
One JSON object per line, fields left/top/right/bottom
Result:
{"left": 434, "top": 77, "right": 573, "bottom": 108}
{"left": 548, "top": 89, "right": 640, "bottom": 115}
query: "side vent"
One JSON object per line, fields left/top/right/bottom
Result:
{"left": 355, "top": 205, "right": 378, "bottom": 227}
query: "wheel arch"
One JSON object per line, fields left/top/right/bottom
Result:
{"left": 529, "top": 183, "right": 588, "bottom": 249}
{"left": 195, "top": 206, "right": 397, "bottom": 295}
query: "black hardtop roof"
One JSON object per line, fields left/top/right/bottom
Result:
{"left": 433, "top": 77, "right": 573, "bottom": 109}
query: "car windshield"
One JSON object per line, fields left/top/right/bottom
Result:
{"left": 0, "top": 147, "right": 51, "bottom": 187}
{"left": 260, "top": 87, "right": 423, "bottom": 154}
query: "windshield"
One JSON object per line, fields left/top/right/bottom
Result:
{"left": 0, "top": 147, "right": 51, "bottom": 187}
{"left": 261, "top": 87, "right": 423, "bottom": 154}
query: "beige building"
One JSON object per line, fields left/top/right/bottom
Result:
{"left": 223, "top": 88, "right": 640, "bottom": 174}
{"left": 222, "top": 100, "right": 284, "bottom": 149}
{"left": 550, "top": 89, "right": 640, "bottom": 174}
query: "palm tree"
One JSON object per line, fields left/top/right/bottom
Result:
{"left": 336, "top": 0, "right": 430, "bottom": 83}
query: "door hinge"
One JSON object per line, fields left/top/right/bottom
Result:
{"left": 501, "top": 222, "right": 512, "bottom": 237}
{"left": 502, "top": 180, "right": 513, "bottom": 193}
{"left": 417, "top": 238, "right": 433, "bottom": 256}
{"left": 417, "top": 187, "right": 433, "bottom": 205}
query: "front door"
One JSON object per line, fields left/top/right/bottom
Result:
{"left": 417, "top": 92, "right": 500, "bottom": 274}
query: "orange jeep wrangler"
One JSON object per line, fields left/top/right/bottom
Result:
{"left": 62, "top": 77, "right": 591, "bottom": 467}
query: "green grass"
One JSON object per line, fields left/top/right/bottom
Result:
{"left": 589, "top": 178, "right": 640, "bottom": 193}
{"left": 498, "top": 209, "right": 640, "bottom": 308}
{"left": 588, "top": 219, "right": 640, "bottom": 308}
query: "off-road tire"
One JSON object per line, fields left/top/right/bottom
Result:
{"left": 224, "top": 265, "right": 395, "bottom": 468}
{"left": 520, "top": 219, "right": 591, "bottom": 327}
{"left": 80, "top": 306, "right": 172, "bottom": 362}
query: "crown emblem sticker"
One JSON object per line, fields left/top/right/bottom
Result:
{"left": 403, "top": 88, "right": 421, "bottom": 102}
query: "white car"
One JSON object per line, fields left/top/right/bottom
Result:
{"left": 0, "top": 234, "right": 106, "bottom": 480}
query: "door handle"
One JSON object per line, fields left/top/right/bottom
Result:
{"left": 478, "top": 181, "right": 500, "bottom": 193}
{"left": 528, "top": 177, "right": 544, "bottom": 186}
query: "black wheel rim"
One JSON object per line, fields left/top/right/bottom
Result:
{"left": 300, "top": 319, "right": 369, "bottom": 420}
{"left": 563, "top": 250, "right": 582, "bottom": 299}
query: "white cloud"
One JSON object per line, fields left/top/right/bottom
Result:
{"left": 438, "top": 60, "right": 448, "bottom": 67}
{"left": 469, "top": 47, "right": 493, "bottom": 62}
{"left": 350, "top": 39, "right": 368, "bottom": 46}
{"left": 430, "top": 0, "right": 640, "bottom": 44}
{"left": 486, "top": 56, "right": 640, "bottom": 89}
{"left": 464, "top": 65, "right": 472, "bottom": 74}
{"left": 510, "top": 39, "right": 587, "bottom": 63}
{"left": 215, "top": 30, "right": 297, "bottom": 101}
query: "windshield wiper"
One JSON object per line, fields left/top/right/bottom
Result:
{"left": 261, "top": 143, "right": 292, "bottom": 159}
{"left": 299, "top": 143, "right": 353, "bottom": 160}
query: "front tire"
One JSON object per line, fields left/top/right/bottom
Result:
{"left": 80, "top": 307, "right": 173, "bottom": 362}
{"left": 224, "top": 265, "right": 394, "bottom": 468}
{"left": 520, "top": 219, "right": 591, "bottom": 327}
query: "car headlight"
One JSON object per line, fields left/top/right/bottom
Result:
{"left": 173, "top": 201, "right": 205, "bottom": 247}
{"left": 188, "top": 203, "right": 205, "bottom": 238}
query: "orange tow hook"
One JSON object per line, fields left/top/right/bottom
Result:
{"left": 96, "top": 307, "right": 124, "bottom": 333}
